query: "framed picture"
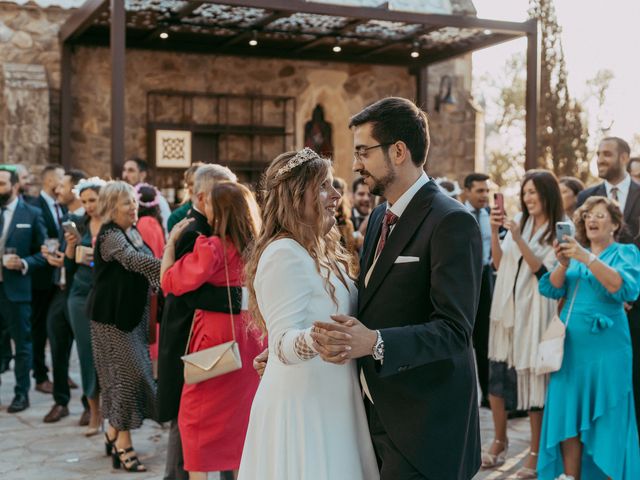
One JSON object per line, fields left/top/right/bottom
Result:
{"left": 155, "top": 129, "right": 192, "bottom": 168}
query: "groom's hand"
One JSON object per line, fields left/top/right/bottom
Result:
{"left": 312, "top": 315, "right": 377, "bottom": 362}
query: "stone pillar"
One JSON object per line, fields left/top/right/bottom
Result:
{"left": 1, "top": 63, "right": 49, "bottom": 165}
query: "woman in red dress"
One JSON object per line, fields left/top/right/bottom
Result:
{"left": 161, "top": 181, "right": 264, "bottom": 479}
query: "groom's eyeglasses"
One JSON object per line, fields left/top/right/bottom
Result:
{"left": 354, "top": 143, "right": 395, "bottom": 162}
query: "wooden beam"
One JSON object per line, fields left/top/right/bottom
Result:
{"left": 111, "top": 0, "right": 126, "bottom": 179}
{"left": 293, "top": 18, "right": 368, "bottom": 54}
{"left": 139, "top": 1, "right": 207, "bottom": 43}
{"left": 423, "top": 32, "right": 518, "bottom": 65}
{"left": 415, "top": 66, "right": 429, "bottom": 111}
{"left": 60, "top": 44, "right": 72, "bottom": 170}
{"left": 361, "top": 25, "right": 441, "bottom": 58}
{"left": 218, "top": 11, "right": 289, "bottom": 50}
{"left": 525, "top": 20, "right": 540, "bottom": 171}
{"left": 198, "top": 0, "right": 534, "bottom": 35}
{"left": 59, "top": 0, "right": 108, "bottom": 43}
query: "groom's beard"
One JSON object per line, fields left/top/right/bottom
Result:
{"left": 362, "top": 159, "right": 395, "bottom": 197}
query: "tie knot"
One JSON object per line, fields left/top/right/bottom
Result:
{"left": 384, "top": 210, "right": 399, "bottom": 226}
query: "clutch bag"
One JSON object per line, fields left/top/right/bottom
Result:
{"left": 535, "top": 279, "right": 580, "bottom": 375}
{"left": 535, "top": 315, "right": 566, "bottom": 375}
{"left": 182, "top": 340, "right": 242, "bottom": 385}
{"left": 181, "top": 240, "right": 242, "bottom": 385}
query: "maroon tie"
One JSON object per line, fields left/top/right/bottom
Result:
{"left": 375, "top": 210, "right": 399, "bottom": 258}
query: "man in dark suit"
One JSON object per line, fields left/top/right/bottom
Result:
{"left": 25, "top": 164, "right": 66, "bottom": 394}
{"left": 313, "top": 97, "right": 482, "bottom": 479}
{"left": 159, "top": 164, "right": 240, "bottom": 480}
{"left": 0, "top": 167, "right": 47, "bottom": 412}
{"left": 577, "top": 136, "right": 640, "bottom": 438}
{"left": 463, "top": 172, "right": 494, "bottom": 407}
{"left": 40, "top": 169, "right": 88, "bottom": 423}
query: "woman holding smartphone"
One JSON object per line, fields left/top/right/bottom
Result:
{"left": 537, "top": 196, "right": 640, "bottom": 480}
{"left": 64, "top": 177, "right": 106, "bottom": 436}
{"left": 482, "top": 170, "right": 565, "bottom": 478}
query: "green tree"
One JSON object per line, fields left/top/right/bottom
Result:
{"left": 529, "top": 0, "right": 590, "bottom": 180}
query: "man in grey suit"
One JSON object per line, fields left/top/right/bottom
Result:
{"left": 577, "top": 136, "right": 640, "bottom": 438}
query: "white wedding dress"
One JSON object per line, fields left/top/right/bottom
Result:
{"left": 238, "top": 238, "right": 379, "bottom": 480}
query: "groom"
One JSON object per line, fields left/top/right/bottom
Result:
{"left": 312, "top": 97, "right": 482, "bottom": 479}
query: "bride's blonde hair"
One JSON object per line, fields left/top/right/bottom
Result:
{"left": 245, "top": 150, "right": 357, "bottom": 335}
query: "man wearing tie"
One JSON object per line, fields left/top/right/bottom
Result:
{"left": 313, "top": 97, "right": 482, "bottom": 479}
{"left": 463, "top": 173, "right": 493, "bottom": 407}
{"left": 26, "top": 164, "right": 66, "bottom": 394}
{"left": 577, "top": 136, "right": 640, "bottom": 439}
{"left": 0, "top": 167, "right": 47, "bottom": 412}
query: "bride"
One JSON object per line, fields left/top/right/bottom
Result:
{"left": 238, "top": 148, "right": 379, "bottom": 480}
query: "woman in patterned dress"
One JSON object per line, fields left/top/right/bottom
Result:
{"left": 88, "top": 181, "right": 161, "bottom": 473}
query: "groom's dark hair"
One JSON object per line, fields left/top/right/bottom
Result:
{"left": 349, "top": 97, "right": 430, "bottom": 168}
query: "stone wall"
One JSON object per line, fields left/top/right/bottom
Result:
{"left": 70, "top": 46, "right": 421, "bottom": 182}
{"left": 425, "top": 58, "right": 485, "bottom": 184}
{"left": 0, "top": 2, "right": 71, "bottom": 167}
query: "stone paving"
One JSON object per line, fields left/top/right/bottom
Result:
{"left": 0, "top": 350, "right": 533, "bottom": 479}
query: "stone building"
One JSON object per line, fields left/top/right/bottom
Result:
{"left": 0, "top": 0, "right": 522, "bottom": 194}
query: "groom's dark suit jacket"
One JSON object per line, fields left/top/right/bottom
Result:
{"left": 358, "top": 180, "right": 482, "bottom": 480}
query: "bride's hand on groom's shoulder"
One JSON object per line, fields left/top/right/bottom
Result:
{"left": 312, "top": 315, "right": 377, "bottom": 364}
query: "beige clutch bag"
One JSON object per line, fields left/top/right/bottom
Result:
{"left": 181, "top": 241, "right": 242, "bottom": 385}
{"left": 182, "top": 340, "right": 242, "bottom": 385}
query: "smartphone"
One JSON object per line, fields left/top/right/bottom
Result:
{"left": 62, "top": 220, "right": 81, "bottom": 240}
{"left": 494, "top": 193, "right": 504, "bottom": 215}
{"left": 556, "top": 221, "right": 574, "bottom": 243}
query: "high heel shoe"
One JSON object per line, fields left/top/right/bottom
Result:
{"left": 112, "top": 446, "right": 147, "bottom": 472}
{"left": 516, "top": 451, "right": 538, "bottom": 478}
{"left": 104, "top": 432, "right": 117, "bottom": 457}
{"left": 481, "top": 438, "right": 508, "bottom": 468}
{"left": 85, "top": 418, "right": 103, "bottom": 437}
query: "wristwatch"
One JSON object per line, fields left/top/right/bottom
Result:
{"left": 372, "top": 330, "right": 385, "bottom": 361}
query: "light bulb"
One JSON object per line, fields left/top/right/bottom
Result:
{"left": 160, "top": 32, "right": 169, "bottom": 39}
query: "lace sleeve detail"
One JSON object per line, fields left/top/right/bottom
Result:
{"left": 275, "top": 327, "right": 318, "bottom": 364}
{"left": 99, "top": 228, "right": 161, "bottom": 289}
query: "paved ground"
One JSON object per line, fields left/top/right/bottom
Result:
{"left": 0, "top": 350, "right": 533, "bottom": 479}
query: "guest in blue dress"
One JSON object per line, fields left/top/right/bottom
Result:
{"left": 538, "top": 195, "right": 640, "bottom": 480}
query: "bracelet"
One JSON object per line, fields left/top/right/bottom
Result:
{"left": 586, "top": 252, "right": 597, "bottom": 267}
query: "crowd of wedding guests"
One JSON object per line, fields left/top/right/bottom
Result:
{"left": 1, "top": 116, "right": 639, "bottom": 479}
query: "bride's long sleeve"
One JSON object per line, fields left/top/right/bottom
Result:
{"left": 255, "top": 240, "right": 318, "bottom": 365}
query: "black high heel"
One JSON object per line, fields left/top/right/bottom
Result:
{"left": 104, "top": 432, "right": 117, "bottom": 457}
{"left": 112, "top": 446, "right": 147, "bottom": 472}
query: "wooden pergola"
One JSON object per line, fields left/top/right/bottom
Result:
{"left": 59, "top": 0, "right": 540, "bottom": 177}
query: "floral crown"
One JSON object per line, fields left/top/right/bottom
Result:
{"left": 134, "top": 182, "right": 161, "bottom": 208}
{"left": 274, "top": 147, "right": 321, "bottom": 179}
{"left": 73, "top": 176, "right": 107, "bottom": 196}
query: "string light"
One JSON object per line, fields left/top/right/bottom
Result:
{"left": 249, "top": 30, "right": 258, "bottom": 46}
{"left": 160, "top": 32, "right": 169, "bottom": 39}
{"left": 333, "top": 37, "right": 342, "bottom": 53}
{"left": 410, "top": 41, "right": 420, "bottom": 58}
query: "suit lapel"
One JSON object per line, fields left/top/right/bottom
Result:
{"left": 359, "top": 206, "right": 384, "bottom": 276}
{"left": 624, "top": 181, "right": 640, "bottom": 221}
{"left": 359, "top": 182, "right": 437, "bottom": 314}
{"left": 6, "top": 200, "right": 25, "bottom": 242}
{"left": 38, "top": 195, "right": 58, "bottom": 237}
